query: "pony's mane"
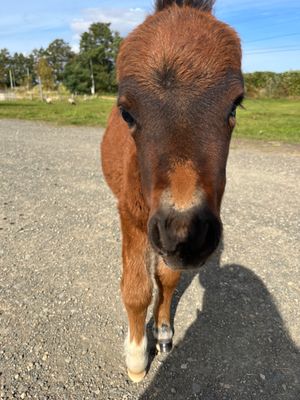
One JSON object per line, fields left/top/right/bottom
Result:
{"left": 156, "top": 0, "right": 216, "bottom": 12}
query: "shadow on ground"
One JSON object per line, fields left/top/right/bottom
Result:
{"left": 141, "top": 251, "right": 300, "bottom": 400}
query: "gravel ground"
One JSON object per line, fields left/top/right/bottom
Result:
{"left": 0, "top": 119, "right": 299, "bottom": 400}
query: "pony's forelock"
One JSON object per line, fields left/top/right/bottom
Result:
{"left": 155, "top": 0, "right": 216, "bottom": 13}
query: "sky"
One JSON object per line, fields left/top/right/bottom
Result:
{"left": 0, "top": 0, "right": 300, "bottom": 72}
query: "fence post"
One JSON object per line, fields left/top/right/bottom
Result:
{"left": 38, "top": 75, "right": 43, "bottom": 100}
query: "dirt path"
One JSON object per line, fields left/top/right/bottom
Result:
{"left": 1, "top": 120, "right": 299, "bottom": 400}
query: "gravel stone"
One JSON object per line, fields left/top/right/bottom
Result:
{"left": 1, "top": 120, "right": 299, "bottom": 399}
{"left": 192, "top": 382, "right": 201, "bottom": 393}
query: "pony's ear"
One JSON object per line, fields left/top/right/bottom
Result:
{"left": 155, "top": 0, "right": 215, "bottom": 13}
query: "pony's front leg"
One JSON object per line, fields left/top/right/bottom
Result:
{"left": 120, "top": 212, "right": 153, "bottom": 382}
{"left": 153, "top": 259, "right": 181, "bottom": 353}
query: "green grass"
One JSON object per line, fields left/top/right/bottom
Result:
{"left": 0, "top": 97, "right": 115, "bottom": 127}
{"left": 235, "top": 98, "right": 300, "bottom": 143}
{"left": 0, "top": 97, "right": 299, "bottom": 143}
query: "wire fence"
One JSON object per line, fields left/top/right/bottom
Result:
{"left": 0, "top": 88, "right": 114, "bottom": 102}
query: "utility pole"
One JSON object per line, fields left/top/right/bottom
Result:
{"left": 27, "top": 67, "right": 33, "bottom": 100}
{"left": 12, "top": 68, "right": 16, "bottom": 88}
{"left": 90, "top": 59, "right": 95, "bottom": 95}
{"left": 26, "top": 67, "right": 30, "bottom": 90}
{"left": 9, "top": 69, "right": 14, "bottom": 90}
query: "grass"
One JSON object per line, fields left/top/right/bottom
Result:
{"left": 0, "top": 97, "right": 299, "bottom": 143}
{"left": 235, "top": 98, "right": 300, "bottom": 143}
{"left": 0, "top": 97, "right": 115, "bottom": 127}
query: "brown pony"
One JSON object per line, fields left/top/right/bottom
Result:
{"left": 101, "top": 0, "right": 244, "bottom": 382}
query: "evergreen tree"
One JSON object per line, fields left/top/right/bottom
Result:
{"left": 11, "top": 52, "right": 35, "bottom": 87}
{"left": 63, "top": 22, "right": 122, "bottom": 94}
{"left": 45, "top": 39, "right": 74, "bottom": 83}
{"left": 0, "top": 49, "right": 11, "bottom": 88}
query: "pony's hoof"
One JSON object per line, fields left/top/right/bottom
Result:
{"left": 156, "top": 340, "right": 173, "bottom": 353}
{"left": 127, "top": 369, "right": 146, "bottom": 383}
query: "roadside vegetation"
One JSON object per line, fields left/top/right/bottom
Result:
{"left": 0, "top": 97, "right": 115, "bottom": 127}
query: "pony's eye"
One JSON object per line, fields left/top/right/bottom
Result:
{"left": 120, "top": 107, "right": 135, "bottom": 127}
{"left": 229, "top": 95, "right": 244, "bottom": 121}
{"left": 229, "top": 105, "right": 237, "bottom": 119}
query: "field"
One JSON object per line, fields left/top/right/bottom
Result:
{"left": 0, "top": 97, "right": 299, "bottom": 142}
{"left": 234, "top": 98, "right": 300, "bottom": 143}
{"left": 0, "top": 97, "right": 114, "bottom": 127}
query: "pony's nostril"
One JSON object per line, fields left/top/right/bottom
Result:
{"left": 149, "top": 215, "right": 179, "bottom": 256}
{"left": 196, "top": 220, "right": 209, "bottom": 247}
{"left": 149, "top": 208, "right": 222, "bottom": 267}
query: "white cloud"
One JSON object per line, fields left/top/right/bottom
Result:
{"left": 70, "top": 7, "right": 147, "bottom": 41}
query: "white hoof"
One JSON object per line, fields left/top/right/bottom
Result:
{"left": 124, "top": 334, "right": 148, "bottom": 381}
{"left": 127, "top": 368, "right": 146, "bottom": 382}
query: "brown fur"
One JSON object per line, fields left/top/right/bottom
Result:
{"left": 154, "top": 260, "right": 181, "bottom": 328}
{"left": 169, "top": 161, "right": 199, "bottom": 209}
{"left": 117, "top": 6, "right": 241, "bottom": 93}
{"left": 101, "top": 1, "right": 243, "bottom": 379}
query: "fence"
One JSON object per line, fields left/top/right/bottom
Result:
{"left": 0, "top": 91, "right": 17, "bottom": 101}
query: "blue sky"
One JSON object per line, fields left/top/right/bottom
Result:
{"left": 1, "top": 0, "right": 300, "bottom": 72}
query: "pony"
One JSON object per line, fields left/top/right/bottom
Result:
{"left": 101, "top": 0, "right": 244, "bottom": 382}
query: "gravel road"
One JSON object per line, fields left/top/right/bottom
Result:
{"left": 1, "top": 119, "right": 299, "bottom": 400}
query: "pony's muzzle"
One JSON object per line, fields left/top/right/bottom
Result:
{"left": 148, "top": 206, "right": 222, "bottom": 270}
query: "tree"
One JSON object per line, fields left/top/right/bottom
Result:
{"left": 80, "top": 22, "right": 115, "bottom": 53}
{"left": 0, "top": 48, "right": 11, "bottom": 88}
{"left": 63, "top": 55, "right": 91, "bottom": 94}
{"left": 36, "top": 57, "right": 54, "bottom": 90}
{"left": 1, "top": 22, "right": 122, "bottom": 93}
{"left": 10, "top": 52, "right": 35, "bottom": 87}
{"left": 31, "top": 47, "right": 46, "bottom": 63}
{"left": 0, "top": 49, "right": 37, "bottom": 89}
{"left": 45, "top": 39, "right": 74, "bottom": 83}
{"left": 63, "top": 22, "right": 122, "bottom": 94}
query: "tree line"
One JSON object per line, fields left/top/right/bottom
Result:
{"left": 0, "top": 22, "right": 121, "bottom": 94}
{"left": 0, "top": 21, "right": 299, "bottom": 97}
{"left": 244, "top": 71, "right": 300, "bottom": 98}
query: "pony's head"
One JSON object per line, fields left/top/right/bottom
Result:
{"left": 117, "top": 0, "right": 244, "bottom": 270}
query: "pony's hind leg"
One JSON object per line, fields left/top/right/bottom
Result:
{"left": 120, "top": 213, "right": 153, "bottom": 382}
{"left": 154, "top": 260, "right": 181, "bottom": 353}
